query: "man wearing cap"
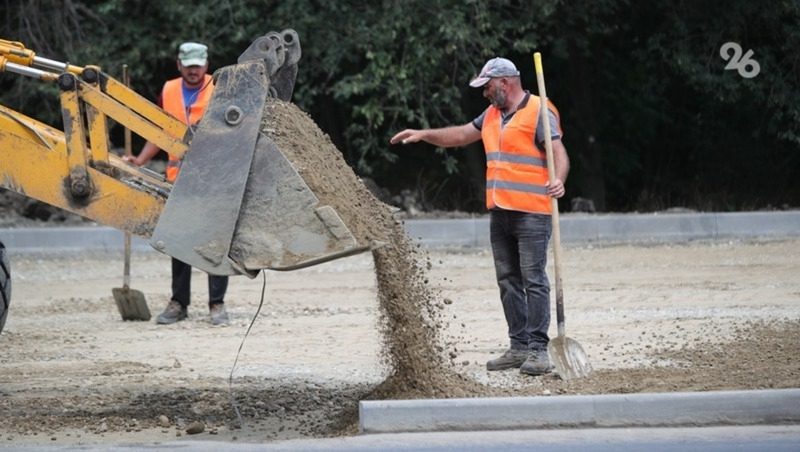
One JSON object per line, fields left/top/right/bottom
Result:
{"left": 390, "top": 57, "right": 569, "bottom": 376}
{"left": 125, "top": 42, "right": 230, "bottom": 326}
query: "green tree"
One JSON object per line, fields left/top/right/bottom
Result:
{"left": 2, "top": 0, "right": 798, "bottom": 212}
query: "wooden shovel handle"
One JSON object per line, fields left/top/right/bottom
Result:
{"left": 122, "top": 65, "right": 132, "bottom": 157}
{"left": 534, "top": 53, "right": 566, "bottom": 338}
{"left": 122, "top": 64, "right": 132, "bottom": 286}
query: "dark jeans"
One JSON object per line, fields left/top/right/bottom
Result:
{"left": 490, "top": 209, "right": 552, "bottom": 351}
{"left": 171, "top": 258, "right": 228, "bottom": 308}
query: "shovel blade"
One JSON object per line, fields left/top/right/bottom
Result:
{"left": 112, "top": 287, "right": 151, "bottom": 321}
{"left": 548, "top": 336, "right": 592, "bottom": 380}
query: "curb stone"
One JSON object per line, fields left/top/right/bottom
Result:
{"left": 359, "top": 388, "right": 800, "bottom": 434}
{"left": 2, "top": 211, "right": 798, "bottom": 252}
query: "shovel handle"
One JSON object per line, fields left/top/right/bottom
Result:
{"left": 121, "top": 63, "right": 133, "bottom": 289}
{"left": 122, "top": 64, "right": 132, "bottom": 157}
{"left": 534, "top": 53, "right": 566, "bottom": 338}
{"left": 123, "top": 232, "right": 131, "bottom": 288}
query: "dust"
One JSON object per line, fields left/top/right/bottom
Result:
{"left": 261, "top": 99, "right": 483, "bottom": 398}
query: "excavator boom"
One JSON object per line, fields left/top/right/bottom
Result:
{"left": 0, "top": 30, "right": 369, "bottom": 276}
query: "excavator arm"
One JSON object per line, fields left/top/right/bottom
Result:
{"left": 1, "top": 38, "right": 182, "bottom": 235}
{"left": 0, "top": 31, "right": 368, "bottom": 276}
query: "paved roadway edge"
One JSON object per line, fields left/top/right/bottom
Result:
{"left": 1, "top": 210, "right": 799, "bottom": 252}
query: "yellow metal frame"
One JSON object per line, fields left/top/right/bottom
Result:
{"left": 0, "top": 105, "right": 165, "bottom": 235}
{"left": 0, "top": 40, "right": 190, "bottom": 237}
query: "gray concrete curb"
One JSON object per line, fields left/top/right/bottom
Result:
{"left": 359, "top": 388, "right": 800, "bottom": 434}
{"left": 1, "top": 211, "right": 799, "bottom": 252}
{"left": 405, "top": 210, "right": 800, "bottom": 248}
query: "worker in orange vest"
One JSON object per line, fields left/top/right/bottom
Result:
{"left": 125, "top": 42, "right": 230, "bottom": 326}
{"left": 390, "top": 57, "right": 570, "bottom": 376}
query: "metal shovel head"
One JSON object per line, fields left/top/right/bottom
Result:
{"left": 548, "top": 335, "right": 592, "bottom": 380}
{"left": 112, "top": 287, "right": 151, "bottom": 321}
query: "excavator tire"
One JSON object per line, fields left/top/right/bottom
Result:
{"left": 0, "top": 241, "right": 9, "bottom": 334}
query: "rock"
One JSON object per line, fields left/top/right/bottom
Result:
{"left": 158, "top": 415, "right": 170, "bottom": 428}
{"left": 185, "top": 421, "right": 204, "bottom": 435}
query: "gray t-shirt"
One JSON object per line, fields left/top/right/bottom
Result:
{"left": 472, "top": 92, "right": 561, "bottom": 145}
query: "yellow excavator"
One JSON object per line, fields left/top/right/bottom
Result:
{"left": 0, "top": 30, "right": 370, "bottom": 332}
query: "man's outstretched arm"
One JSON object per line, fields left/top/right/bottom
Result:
{"left": 390, "top": 123, "right": 481, "bottom": 148}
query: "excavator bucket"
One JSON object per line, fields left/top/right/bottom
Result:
{"left": 150, "top": 30, "right": 370, "bottom": 276}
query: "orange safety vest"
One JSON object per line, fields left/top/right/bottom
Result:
{"left": 161, "top": 74, "right": 214, "bottom": 182}
{"left": 482, "top": 95, "right": 561, "bottom": 214}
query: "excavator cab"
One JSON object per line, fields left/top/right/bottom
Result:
{"left": 0, "top": 30, "right": 370, "bottom": 276}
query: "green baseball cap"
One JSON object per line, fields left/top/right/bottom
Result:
{"left": 178, "top": 42, "right": 208, "bottom": 66}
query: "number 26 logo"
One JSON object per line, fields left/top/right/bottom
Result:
{"left": 720, "top": 42, "right": 760, "bottom": 79}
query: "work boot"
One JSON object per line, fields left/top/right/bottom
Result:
{"left": 520, "top": 349, "right": 553, "bottom": 376}
{"left": 486, "top": 348, "right": 529, "bottom": 371}
{"left": 156, "top": 300, "right": 187, "bottom": 325}
{"left": 209, "top": 303, "right": 229, "bottom": 326}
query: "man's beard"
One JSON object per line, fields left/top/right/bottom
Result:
{"left": 490, "top": 87, "right": 507, "bottom": 109}
{"left": 184, "top": 74, "right": 203, "bottom": 87}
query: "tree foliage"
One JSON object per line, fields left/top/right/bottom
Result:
{"left": 1, "top": 0, "right": 798, "bottom": 212}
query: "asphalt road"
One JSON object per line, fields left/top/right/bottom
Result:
{"left": 8, "top": 425, "right": 800, "bottom": 451}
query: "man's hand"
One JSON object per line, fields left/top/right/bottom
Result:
{"left": 546, "top": 178, "right": 566, "bottom": 198}
{"left": 390, "top": 129, "right": 424, "bottom": 145}
{"left": 122, "top": 155, "right": 139, "bottom": 166}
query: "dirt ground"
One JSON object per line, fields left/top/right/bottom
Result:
{"left": 1, "top": 99, "right": 798, "bottom": 446}
{"left": 0, "top": 237, "right": 798, "bottom": 446}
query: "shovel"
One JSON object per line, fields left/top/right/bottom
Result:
{"left": 534, "top": 52, "right": 591, "bottom": 380}
{"left": 112, "top": 64, "right": 151, "bottom": 321}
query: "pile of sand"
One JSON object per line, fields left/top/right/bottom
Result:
{"left": 261, "top": 99, "right": 484, "bottom": 398}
